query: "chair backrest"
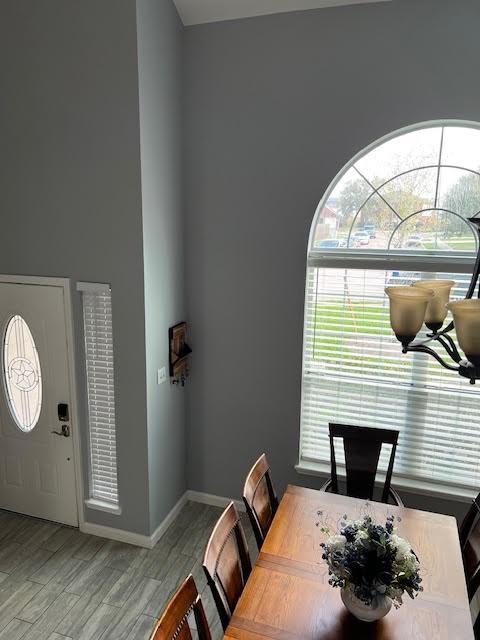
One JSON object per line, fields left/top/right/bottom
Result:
{"left": 460, "top": 493, "right": 480, "bottom": 596}
{"left": 150, "top": 574, "right": 211, "bottom": 640}
{"left": 203, "top": 502, "right": 252, "bottom": 630}
{"left": 328, "top": 423, "right": 399, "bottom": 503}
{"left": 243, "top": 453, "right": 279, "bottom": 549}
{"left": 459, "top": 492, "right": 480, "bottom": 637}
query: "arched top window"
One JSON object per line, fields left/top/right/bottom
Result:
{"left": 310, "top": 123, "right": 480, "bottom": 255}
{"left": 300, "top": 121, "right": 480, "bottom": 498}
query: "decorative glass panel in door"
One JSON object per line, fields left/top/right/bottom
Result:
{"left": 3, "top": 315, "right": 42, "bottom": 432}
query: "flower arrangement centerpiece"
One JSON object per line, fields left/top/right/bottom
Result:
{"left": 320, "top": 513, "right": 422, "bottom": 622}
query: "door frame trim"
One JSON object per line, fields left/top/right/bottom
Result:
{"left": 0, "top": 274, "right": 84, "bottom": 527}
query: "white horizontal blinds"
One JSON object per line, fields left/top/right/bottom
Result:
{"left": 80, "top": 285, "right": 119, "bottom": 505}
{"left": 301, "top": 266, "right": 480, "bottom": 490}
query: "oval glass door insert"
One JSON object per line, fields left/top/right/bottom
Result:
{"left": 3, "top": 315, "right": 42, "bottom": 432}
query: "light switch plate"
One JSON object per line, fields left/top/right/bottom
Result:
{"left": 157, "top": 367, "right": 167, "bottom": 385}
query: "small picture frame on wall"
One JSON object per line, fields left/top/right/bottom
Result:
{"left": 169, "top": 322, "right": 192, "bottom": 386}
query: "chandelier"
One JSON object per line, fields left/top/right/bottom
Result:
{"left": 385, "top": 217, "right": 480, "bottom": 385}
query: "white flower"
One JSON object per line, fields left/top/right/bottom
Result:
{"left": 356, "top": 529, "right": 369, "bottom": 541}
{"left": 327, "top": 534, "right": 347, "bottom": 552}
{"left": 405, "top": 552, "right": 420, "bottom": 571}
{"left": 390, "top": 534, "right": 411, "bottom": 561}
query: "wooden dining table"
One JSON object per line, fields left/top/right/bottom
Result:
{"left": 224, "top": 484, "right": 474, "bottom": 639}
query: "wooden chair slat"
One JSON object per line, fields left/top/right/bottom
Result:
{"left": 243, "top": 453, "right": 279, "bottom": 550}
{"left": 203, "top": 502, "right": 251, "bottom": 630}
{"left": 150, "top": 575, "right": 211, "bottom": 640}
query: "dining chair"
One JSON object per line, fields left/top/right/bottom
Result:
{"left": 203, "top": 501, "right": 252, "bottom": 630}
{"left": 243, "top": 453, "right": 279, "bottom": 550}
{"left": 320, "top": 422, "right": 403, "bottom": 506}
{"left": 459, "top": 491, "right": 480, "bottom": 636}
{"left": 149, "top": 574, "right": 211, "bottom": 640}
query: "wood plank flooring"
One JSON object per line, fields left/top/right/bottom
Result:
{"left": 0, "top": 502, "right": 258, "bottom": 640}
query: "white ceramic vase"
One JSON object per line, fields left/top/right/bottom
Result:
{"left": 341, "top": 587, "right": 392, "bottom": 622}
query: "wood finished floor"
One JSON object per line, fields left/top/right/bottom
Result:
{"left": 0, "top": 501, "right": 258, "bottom": 640}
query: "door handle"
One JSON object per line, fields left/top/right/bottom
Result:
{"left": 51, "top": 424, "right": 70, "bottom": 438}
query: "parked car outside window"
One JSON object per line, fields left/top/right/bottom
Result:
{"left": 317, "top": 239, "right": 341, "bottom": 248}
{"left": 352, "top": 231, "right": 370, "bottom": 245}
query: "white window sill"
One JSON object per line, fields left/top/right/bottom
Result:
{"left": 84, "top": 498, "right": 122, "bottom": 515}
{"left": 295, "top": 460, "right": 476, "bottom": 504}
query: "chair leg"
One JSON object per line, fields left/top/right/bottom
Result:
{"left": 319, "top": 478, "right": 333, "bottom": 492}
{"left": 389, "top": 487, "right": 404, "bottom": 507}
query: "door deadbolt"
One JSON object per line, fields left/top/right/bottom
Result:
{"left": 51, "top": 424, "right": 70, "bottom": 438}
{"left": 58, "top": 403, "right": 69, "bottom": 422}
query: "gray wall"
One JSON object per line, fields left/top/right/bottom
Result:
{"left": 184, "top": 0, "right": 480, "bottom": 521}
{"left": 0, "top": 0, "right": 150, "bottom": 534}
{"left": 136, "top": 0, "right": 187, "bottom": 534}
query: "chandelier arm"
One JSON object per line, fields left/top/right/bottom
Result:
{"left": 465, "top": 218, "right": 480, "bottom": 299}
{"left": 435, "top": 334, "right": 463, "bottom": 364}
{"left": 409, "top": 334, "right": 439, "bottom": 348}
{"left": 404, "top": 344, "right": 460, "bottom": 372}
{"left": 435, "top": 321, "right": 454, "bottom": 336}
{"left": 465, "top": 252, "right": 480, "bottom": 300}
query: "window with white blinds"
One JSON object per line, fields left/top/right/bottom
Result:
{"left": 300, "top": 121, "right": 480, "bottom": 496}
{"left": 301, "top": 264, "right": 480, "bottom": 491}
{"left": 78, "top": 282, "right": 119, "bottom": 509}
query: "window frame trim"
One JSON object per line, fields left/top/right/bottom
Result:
{"left": 307, "top": 249, "right": 476, "bottom": 272}
{"left": 295, "top": 460, "right": 476, "bottom": 504}
{"left": 84, "top": 497, "right": 122, "bottom": 515}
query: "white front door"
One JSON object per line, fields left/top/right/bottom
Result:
{"left": 0, "top": 281, "right": 78, "bottom": 526}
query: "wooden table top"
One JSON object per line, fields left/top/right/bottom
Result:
{"left": 224, "top": 485, "right": 474, "bottom": 640}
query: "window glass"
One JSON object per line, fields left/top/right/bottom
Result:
{"left": 438, "top": 168, "right": 480, "bottom": 218}
{"left": 377, "top": 167, "right": 437, "bottom": 219}
{"left": 354, "top": 127, "right": 441, "bottom": 187}
{"left": 388, "top": 211, "right": 476, "bottom": 251}
{"left": 441, "top": 127, "right": 480, "bottom": 173}
{"left": 348, "top": 194, "right": 398, "bottom": 249}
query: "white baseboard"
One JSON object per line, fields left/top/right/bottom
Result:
{"left": 80, "top": 521, "right": 155, "bottom": 548}
{"left": 80, "top": 491, "right": 189, "bottom": 549}
{"left": 79, "top": 489, "right": 243, "bottom": 549}
{"left": 187, "top": 490, "right": 245, "bottom": 513}
{"left": 150, "top": 491, "right": 189, "bottom": 547}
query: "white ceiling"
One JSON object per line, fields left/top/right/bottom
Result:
{"left": 173, "top": 0, "right": 390, "bottom": 26}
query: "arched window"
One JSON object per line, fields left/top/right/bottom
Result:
{"left": 300, "top": 121, "right": 480, "bottom": 497}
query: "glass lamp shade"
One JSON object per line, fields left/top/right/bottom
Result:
{"left": 385, "top": 286, "right": 434, "bottom": 346}
{"left": 446, "top": 299, "right": 480, "bottom": 366}
{"left": 411, "top": 280, "right": 455, "bottom": 331}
